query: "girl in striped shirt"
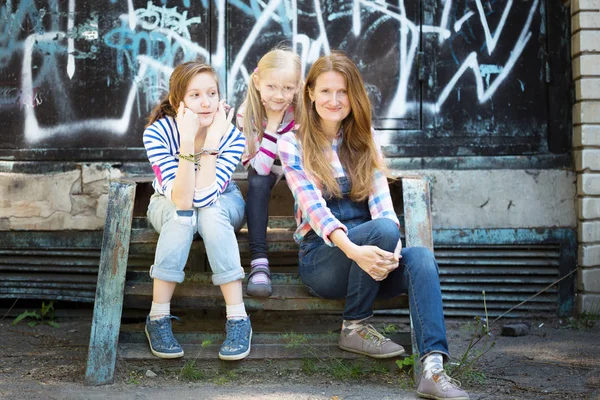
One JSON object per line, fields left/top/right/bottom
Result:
{"left": 278, "top": 52, "right": 469, "bottom": 400}
{"left": 143, "top": 62, "right": 252, "bottom": 362}
{"left": 237, "top": 48, "right": 302, "bottom": 297}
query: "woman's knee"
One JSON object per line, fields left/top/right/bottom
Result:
{"left": 368, "top": 218, "right": 400, "bottom": 251}
{"left": 402, "top": 247, "right": 439, "bottom": 275}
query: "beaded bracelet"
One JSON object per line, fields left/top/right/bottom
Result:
{"left": 195, "top": 147, "right": 220, "bottom": 157}
{"left": 177, "top": 153, "right": 198, "bottom": 166}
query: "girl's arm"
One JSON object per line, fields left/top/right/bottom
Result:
{"left": 240, "top": 108, "right": 294, "bottom": 176}
{"left": 193, "top": 124, "right": 245, "bottom": 208}
{"left": 278, "top": 132, "right": 346, "bottom": 246}
{"left": 143, "top": 117, "right": 195, "bottom": 209}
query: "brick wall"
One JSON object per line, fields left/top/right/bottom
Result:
{"left": 572, "top": 0, "right": 600, "bottom": 313}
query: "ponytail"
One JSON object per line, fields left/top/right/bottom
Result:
{"left": 146, "top": 96, "right": 176, "bottom": 128}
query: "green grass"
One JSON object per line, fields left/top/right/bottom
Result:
{"left": 180, "top": 360, "right": 204, "bottom": 381}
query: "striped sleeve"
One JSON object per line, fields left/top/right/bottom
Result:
{"left": 192, "top": 123, "right": 246, "bottom": 208}
{"left": 369, "top": 132, "right": 400, "bottom": 225}
{"left": 278, "top": 131, "right": 346, "bottom": 246}
{"left": 143, "top": 118, "right": 179, "bottom": 201}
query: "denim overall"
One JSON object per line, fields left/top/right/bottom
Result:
{"left": 298, "top": 177, "right": 449, "bottom": 360}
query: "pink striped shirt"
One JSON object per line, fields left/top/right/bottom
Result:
{"left": 278, "top": 130, "right": 399, "bottom": 246}
{"left": 237, "top": 102, "right": 296, "bottom": 176}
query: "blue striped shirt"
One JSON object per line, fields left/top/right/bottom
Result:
{"left": 143, "top": 116, "right": 246, "bottom": 208}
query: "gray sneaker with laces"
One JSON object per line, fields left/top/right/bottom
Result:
{"left": 417, "top": 369, "right": 470, "bottom": 400}
{"left": 338, "top": 323, "right": 405, "bottom": 358}
{"left": 145, "top": 315, "right": 184, "bottom": 359}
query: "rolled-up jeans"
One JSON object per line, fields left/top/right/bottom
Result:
{"left": 146, "top": 181, "right": 246, "bottom": 286}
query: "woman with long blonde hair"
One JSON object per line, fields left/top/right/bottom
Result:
{"left": 278, "top": 52, "right": 469, "bottom": 400}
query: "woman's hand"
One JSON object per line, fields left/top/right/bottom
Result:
{"left": 348, "top": 245, "right": 397, "bottom": 281}
{"left": 207, "top": 100, "right": 235, "bottom": 143}
{"left": 176, "top": 102, "right": 200, "bottom": 144}
{"left": 263, "top": 100, "right": 289, "bottom": 133}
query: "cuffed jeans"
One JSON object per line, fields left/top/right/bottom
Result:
{"left": 146, "top": 182, "right": 246, "bottom": 286}
{"left": 246, "top": 167, "right": 279, "bottom": 260}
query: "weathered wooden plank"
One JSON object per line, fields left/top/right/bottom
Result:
{"left": 401, "top": 177, "right": 433, "bottom": 381}
{"left": 124, "top": 281, "right": 408, "bottom": 311}
{"left": 401, "top": 178, "right": 433, "bottom": 250}
{"left": 85, "top": 181, "right": 136, "bottom": 386}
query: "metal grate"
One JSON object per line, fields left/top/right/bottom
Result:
{"left": 436, "top": 244, "right": 560, "bottom": 317}
{"left": 1, "top": 234, "right": 566, "bottom": 317}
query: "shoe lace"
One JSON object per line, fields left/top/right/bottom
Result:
{"left": 225, "top": 319, "right": 248, "bottom": 345}
{"left": 158, "top": 316, "right": 180, "bottom": 343}
{"left": 432, "top": 369, "right": 463, "bottom": 392}
{"left": 361, "top": 324, "right": 390, "bottom": 346}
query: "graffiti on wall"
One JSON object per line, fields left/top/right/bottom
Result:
{"left": 0, "top": 0, "right": 548, "bottom": 156}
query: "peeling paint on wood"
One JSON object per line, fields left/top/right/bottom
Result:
{"left": 84, "top": 181, "right": 136, "bottom": 386}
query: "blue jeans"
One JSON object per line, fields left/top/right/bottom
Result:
{"left": 298, "top": 177, "right": 449, "bottom": 359}
{"left": 146, "top": 181, "right": 246, "bottom": 285}
{"left": 246, "top": 167, "right": 278, "bottom": 260}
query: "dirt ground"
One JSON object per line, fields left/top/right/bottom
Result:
{"left": 0, "top": 313, "right": 598, "bottom": 400}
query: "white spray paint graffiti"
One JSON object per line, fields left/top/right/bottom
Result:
{"left": 0, "top": 0, "right": 541, "bottom": 143}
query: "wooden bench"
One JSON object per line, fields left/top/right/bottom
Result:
{"left": 84, "top": 174, "right": 433, "bottom": 385}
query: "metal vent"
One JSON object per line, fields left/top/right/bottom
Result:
{"left": 435, "top": 244, "right": 560, "bottom": 317}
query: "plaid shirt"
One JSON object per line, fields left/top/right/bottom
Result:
{"left": 278, "top": 130, "right": 399, "bottom": 246}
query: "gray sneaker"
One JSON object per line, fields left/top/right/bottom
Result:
{"left": 339, "top": 323, "right": 405, "bottom": 358}
{"left": 145, "top": 315, "right": 184, "bottom": 359}
{"left": 417, "top": 369, "right": 469, "bottom": 400}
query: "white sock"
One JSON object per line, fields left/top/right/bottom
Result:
{"left": 149, "top": 302, "right": 170, "bottom": 321}
{"left": 226, "top": 302, "right": 248, "bottom": 320}
{"left": 423, "top": 353, "right": 444, "bottom": 379}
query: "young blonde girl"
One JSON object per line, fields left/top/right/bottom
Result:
{"left": 236, "top": 48, "right": 302, "bottom": 297}
{"left": 143, "top": 61, "right": 251, "bottom": 361}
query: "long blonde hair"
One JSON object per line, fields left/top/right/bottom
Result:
{"left": 298, "top": 51, "right": 384, "bottom": 201}
{"left": 242, "top": 47, "right": 302, "bottom": 156}
{"left": 146, "top": 62, "right": 220, "bottom": 127}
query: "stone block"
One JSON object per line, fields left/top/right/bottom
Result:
{"left": 572, "top": 55, "right": 600, "bottom": 80}
{"left": 576, "top": 294, "right": 600, "bottom": 315}
{"left": 574, "top": 149, "right": 600, "bottom": 171}
{"left": 8, "top": 211, "right": 104, "bottom": 230}
{"left": 578, "top": 268, "right": 600, "bottom": 292}
{"left": 578, "top": 173, "right": 600, "bottom": 195}
{"left": 578, "top": 197, "right": 600, "bottom": 219}
{"left": 579, "top": 244, "right": 600, "bottom": 266}
{"left": 575, "top": 78, "right": 600, "bottom": 100}
{"left": 70, "top": 195, "right": 98, "bottom": 216}
{"left": 572, "top": 31, "right": 600, "bottom": 56}
{"left": 96, "top": 194, "right": 109, "bottom": 220}
{"left": 573, "top": 102, "right": 600, "bottom": 125}
{"left": 572, "top": 11, "right": 600, "bottom": 31}
{"left": 396, "top": 169, "right": 576, "bottom": 229}
{"left": 572, "top": 0, "right": 600, "bottom": 13}
{"left": 579, "top": 220, "right": 600, "bottom": 242}
{"left": 0, "top": 171, "right": 79, "bottom": 219}
{"left": 501, "top": 323, "right": 530, "bottom": 337}
{"left": 573, "top": 125, "right": 600, "bottom": 147}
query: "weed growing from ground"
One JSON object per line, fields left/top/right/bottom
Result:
{"left": 382, "top": 323, "right": 398, "bottom": 334}
{"left": 126, "top": 370, "right": 142, "bottom": 385}
{"left": 180, "top": 360, "right": 204, "bottom": 381}
{"left": 201, "top": 339, "right": 213, "bottom": 348}
{"left": 12, "top": 301, "right": 59, "bottom": 328}
{"left": 446, "top": 292, "right": 495, "bottom": 385}
{"left": 281, "top": 332, "right": 309, "bottom": 348}
{"left": 561, "top": 301, "right": 600, "bottom": 330}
